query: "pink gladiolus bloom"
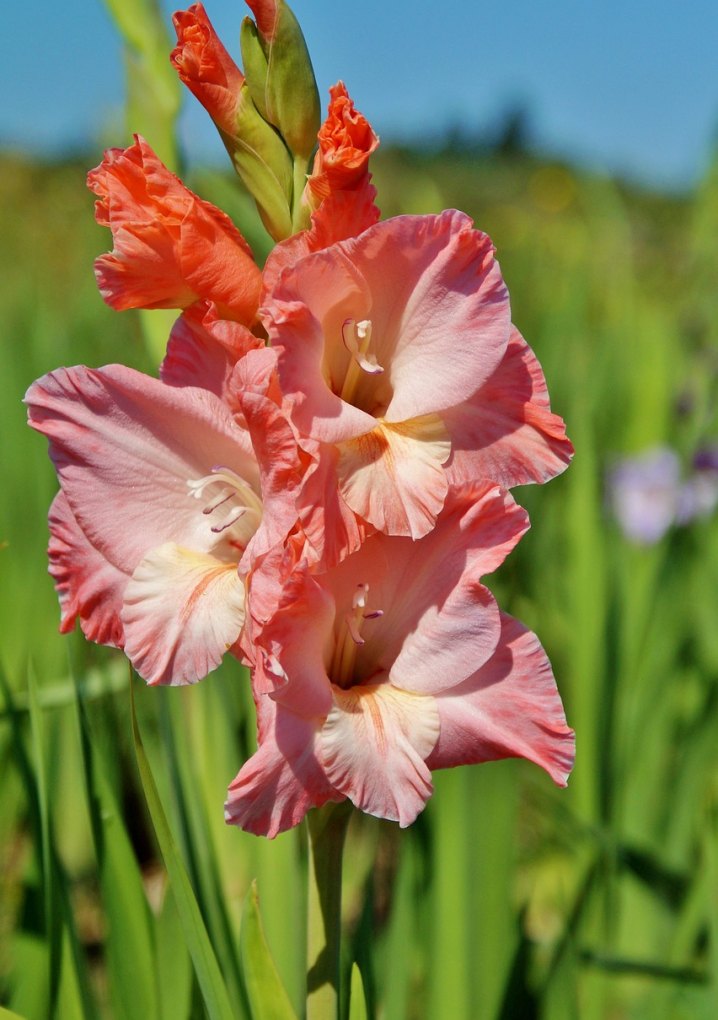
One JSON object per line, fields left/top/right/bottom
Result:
{"left": 89, "top": 136, "right": 262, "bottom": 323}
{"left": 263, "top": 209, "right": 572, "bottom": 539}
{"left": 227, "top": 483, "right": 575, "bottom": 837}
{"left": 25, "top": 362, "right": 300, "bottom": 686}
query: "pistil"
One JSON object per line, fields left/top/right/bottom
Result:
{"left": 340, "top": 318, "right": 383, "bottom": 405}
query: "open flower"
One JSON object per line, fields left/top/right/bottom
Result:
{"left": 227, "top": 483, "right": 574, "bottom": 836}
{"left": 89, "top": 135, "right": 263, "bottom": 323}
{"left": 263, "top": 209, "right": 571, "bottom": 539}
{"left": 25, "top": 359, "right": 300, "bottom": 686}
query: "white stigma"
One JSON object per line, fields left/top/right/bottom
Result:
{"left": 340, "top": 317, "right": 383, "bottom": 404}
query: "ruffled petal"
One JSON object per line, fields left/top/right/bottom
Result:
{"left": 336, "top": 415, "right": 450, "bottom": 538}
{"left": 319, "top": 683, "right": 439, "bottom": 826}
{"left": 427, "top": 613, "right": 575, "bottom": 786}
{"left": 88, "top": 136, "right": 262, "bottom": 322}
{"left": 444, "top": 328, "right": 574, "bottom": 488}
{"left": 225, "top": 695, "right": 341, "bottom": 837}
{"left": 48, "top": 492, "right": 127, "bottom": 648}
{"left": 160, "top": 301, "right": 262, "bottom": 398}
{"left": 171, "top": 3, "right": 245, "bottom": 135}
{"left": 122, "top": 543, "right": 246, "bottom": 685}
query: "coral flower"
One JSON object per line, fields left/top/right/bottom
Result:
{"left": 227, "top": 483, "right": 574, "bottom": 836}
{"left": 264, "top": 209, "right": 570, "bottom": 539}
{"left": 25, "top": 356, "right": 300, "bottom": 686}
{"left": 89, "top": 136, "right": 262, "bottom": 323}
{"left": 305, "top": 82, "right": 380, "bottom": 207}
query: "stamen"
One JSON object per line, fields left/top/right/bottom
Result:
{"left": 330, "top": 583, "right": 383, "bottom": 688}
{"left": 210, "top": 507, "right": 247, "bottom": 534}
{"left": 186, "top": 466, "right": 262, "bottom": 548}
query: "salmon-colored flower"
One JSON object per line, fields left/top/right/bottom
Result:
{"left": 263, "top": 209, "right": 571, "bottom": 539}
{"left": 171, "top": 3, "right": 246, "bottom": 136}
{"left": 25, "top": 361, "right": 300, "bottom": 686}
{"left": 227, "top": 483, "right": 574, "bottom": 836}
{"left": 89, "top": 135, "right": 262, "bottom": 323}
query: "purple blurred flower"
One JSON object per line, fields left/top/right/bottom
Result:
{"left": 607, "top": 444, "right": 718, "bottom": 545}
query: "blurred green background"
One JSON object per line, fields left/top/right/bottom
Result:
{"left": 3, "top": 43, "right": 718, "bottom": 1020}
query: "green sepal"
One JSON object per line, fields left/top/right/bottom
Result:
{"left": 225, "top": 84, "right": 294, "bottom": 241}
{"left": 240, "top": 17, "right": 271, "bottom": 123}
{"left": 242, "top": 0, "right": 320, "bottom": 162}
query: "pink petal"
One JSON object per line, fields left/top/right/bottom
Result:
{"left": 160, "top": 301, "right": 262, "bottom": 398}
{"left": 324, "top": 483, "right": 528, "bottom": 696}
{"left": 427, "top": 613, "right": 575, "bottom": 786}
{"left": 336, "top": 415, "right": 450, "bottom": 538}
{"left": 26, "top": 364, "right": 260, "bottom": 575}
{"left": 444, "top": 328, "right": 574, "bottom": 488}
{"left": 225, "top": 695, "right": 341, "bottom": 837}
{"left": 296, "top": 441, "right": 369, "bottom": 569}
{"left": 48, "top": 492, "right": 127, "bottom": 648}
{"left": 121, "top": 543, "right": 246, "bottom": 685}
{"left": 262, "top": 176, "right": 380, "bottom": 296}
{"left": 266, "top": 211, "right": 509, "bottom": 444}
{"left": 319, "top": 683, "right": 439, "bottom": 826}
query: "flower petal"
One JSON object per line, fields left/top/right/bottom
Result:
{"left": 48, "top": 492, "right": 127, "bottom": 647}
{"left": 444, "top": 328, "right": 574, "bottom": 488}
{"left": 319, "top": 683, "right": 439, "bottom": 826}
{"left": 160, "top": 301, "right": 262, "bottom": 398}
{"left": 336, "top": 415, "right": 450, "bottom": 538}
{"left": 122, "top": 543, "right": 246, "bottom": 685}
{"left": 324, "top": 483, "right": 527, "bottom": 696}
{"left": 26, "top": 364, "right": 259, "bottom": 575}
{"left": 427, "top": 613, "right": 575, "bottom": 786}
{"left": 89, "top": 136, "right": 262, "bottom": 322}
{"left": 225, "top": 695, "right": 341, "bottom": 837}
{"left": 266, "top": 210, "right": 510, "bottom": 443}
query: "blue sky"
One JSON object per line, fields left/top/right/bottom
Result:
{"left": 5, "top": 0, "right": 717, "bottom": 189}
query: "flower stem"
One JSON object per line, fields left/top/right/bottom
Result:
{"left": 306, "top": 801, "right": 352, "bottom": 1020}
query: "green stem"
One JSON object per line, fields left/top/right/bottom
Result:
{"left": 306, "top": 801, "right": 352, "bottom": 1020}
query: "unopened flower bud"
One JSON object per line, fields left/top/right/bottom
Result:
{"left": 241, "top": 0, "right": 320, "bottom": 161}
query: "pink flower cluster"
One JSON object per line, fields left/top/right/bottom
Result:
{"left": 26, "top": 2, "right": 574, "bottom": 836}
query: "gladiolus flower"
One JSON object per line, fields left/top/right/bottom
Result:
{"left": 263, "top": 209, "right": 571, "bottom": 539}
{"left": 227, "top": 483, "right": 574, "bottom": 836}
{"left": 89, "top": 135, "right": 262, "bottom": 323}
{"left": 25, "top": 361, "right": 300, "bottom": 685}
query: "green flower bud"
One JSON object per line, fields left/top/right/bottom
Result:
{"left": 222, "top": 83, "right": 294, "bottom": 241}
{"left": 241, "top": 0, "right": 321, "bottom": 162}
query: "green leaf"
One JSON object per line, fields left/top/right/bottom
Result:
{"left": 74, "top": 684, "right": 159, "bottom": 1020}
{"left": 240, "top": 882, "right": 297, "bottom": 1020}
{"left": 129, "top": 676, "right": 239, "bottom": 1020}
{"left": 348, "top": 964, "right": 368, "bottom": 1020}
{"left": 0, "top": 1006, "right": 31, "bottom": 1020}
